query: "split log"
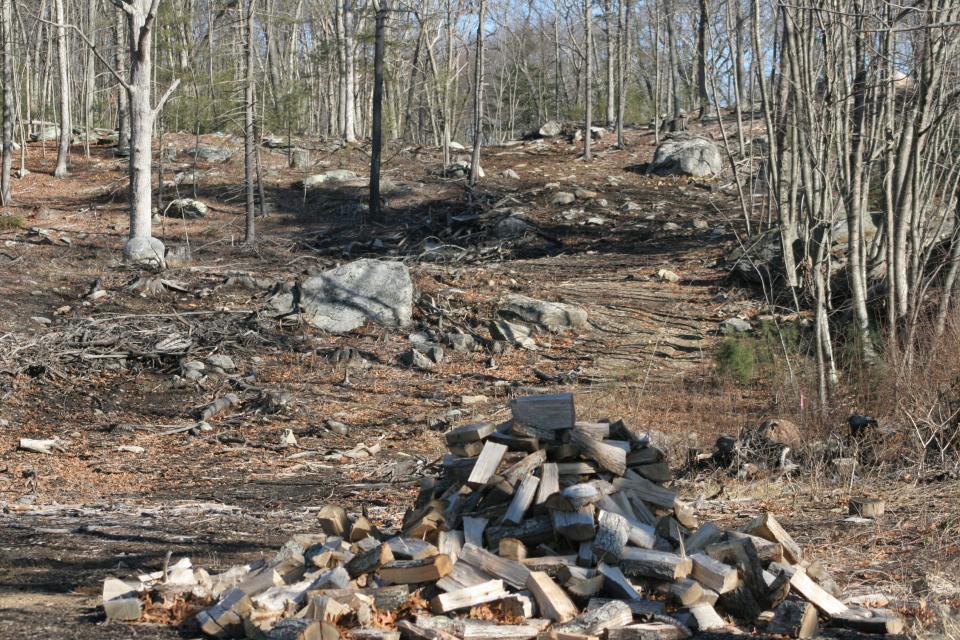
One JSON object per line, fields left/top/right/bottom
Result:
{"left": 435, "top": 561, "right": 494, "bottom": 592}
{"left": 459, "top": 543, "right": 531, "bottom": 589}
{"left": 502, "top": 593, "right": 537, "bottom": 618}
{"left": 302, "top": 595, "right": 352, "bottom": 622}
{"left": 499, "top": 538, "right": 528, "bottom": 561}
{"left": 18, "top": 438, "right": 67, "bottom": 455}
{"left": 566, "top": 575, "right": 605, "bottom": 602}
{"left": 430, "top": 579, "right": 509, "bottom": 613}
{"left": 317, "top": 505, "right": 350, "bottom": 537}
{"left": 396, "top": 620, "right": 460, "bottom": 640}
{"left": 380, "top": 555, "right": 453, "bottom": 585}
{"left": 708, "top": 533, "right": 782, "bottom": 564}
{"left": 463, "top": 517, "right": 489, "bottom": 547}
{"left": 510, "top": 393, "right": 576, "bottom": 431}
{"left": 436, "top": 530, "right": 464, "bottom": 564}
{"left": 445, "top": 423, "right": 497, "bottom": 445}
{"left": 829, "top": 608, "right": 904, "bottom": 635}
{"left": 485, "top": 515, "right": 554, "bottom": 549}
{"left": 613, "top": 475, "right": 677, "bottom": 510}
{"left": 592, "top": 511, "right": 630, "bottom": 562}
{"left": 654, "top": 578, "right": 702, "bottom": 606}
{"left": 198, "top": 589, "right": 253, "bottom": 638}
{"left": 345, "top": 543, "right": 393, "bottom": 578}
{"left": 633, "top": 462, "right": 672, "bottom": 484}
{"left": 556, "top": 462, "right": 598, "bottom": 476}
{"left": 526, "top": 571, "right": 579, "bottom": 622}
{"left": 607, "top": 623, "right": 688, "bottom": 640}
{"left": 691, "top": 553, "right": 739, "bottom": 594}
{"left": 264, "top": 619, "right": 326, "bottom": 640}
{"left": 467, "top": 442, "right": 509, "bottom": 488}
{"left": 352, "top": 631, "right": 401, "bottom": 640}
{"left": 503, "top": 450, "right": 548, "bottom": 486}
{"left": 685, "top": 523, "right": 723, "bottom": 554}
{"left": 626, "top": 447, "right": 665, "bottom": 466}
{"left": 742, "top": 512, "right": 802, "bottom": 564}
{"left": 766, "top": 599, "right": 819, "bottom": 638}
{"left": 535, "top": 462, "right": 560, "bottom": 511}
{"left": 554, "top": 600, "right": 634, "bottom": 636}
{"left": 574, "top": 422, "right": 611, "bottom": 439}
{"left": 551, "top": 505, "right": 597, "bottom": 541}
{"left": 619, "top": 548, "right": 692, "bottom": 581}
{"left": 503, "top": 474, "right": 540, "bottom": 525}
{"left": 569, "top": 429, "right": 627, "bottom": 475}
{"left": 688, "top": 603, "right": 727, "bottom": 631}
{"left": 387, "top": 538, "right": 438, "bottom": 560}
{"left": 588, "top": 598, "right": 666, "bottom": 617}
{"left": 596, "top": 562, "right": 643, "bottom": 601}
{"left": 789, "top": 569, "right": 847, "bottom": 616}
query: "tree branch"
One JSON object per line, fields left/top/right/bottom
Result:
{"left": 153, "top": 78, "right": 181, "bottom": 115}
{"left": 36, "top": 18, "right": 132, "bottom": 91}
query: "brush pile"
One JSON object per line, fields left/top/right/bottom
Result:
{"left": 101, "top": 393, "right": 904, "bottom": 639}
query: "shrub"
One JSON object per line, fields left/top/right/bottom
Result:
{"left": 0, "top": 214, "right": 23, "bottom": 230}
{"left": 715, "top": 338, "right": 758, "bottom": 384}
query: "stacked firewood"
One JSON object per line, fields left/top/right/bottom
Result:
{"left": 102, "top": 393, "right": 904, "bottom": 640}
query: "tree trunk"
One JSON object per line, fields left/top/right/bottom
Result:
{"left": 695, "top": 0, "right": 709, "bottom": 118}
{"left": 122, "top": 0, "right": 180, "bottom": 267}
{"left": 244, "top": 0, "right": 257, "bottom": 245}
{"left": 343, "top": 0, "right": 357, "bottom": 142}
{"left": 584, "top": 0, "right": 592, "bottom": 160}
{"left": 0, "top": 0, "right": 12, "bottom": 203}
{"left": 469, "top": 0, "right": 484, "bottom": 185}
{"left": 604, "top": 0, "right": 615, "bottom": 126}
{"left": 53, "top": 0, "right": 70, "bottom": 178}
{"left": 615, "top": 0, "right": 629, "bottom": 147}
{"left": 369, "top": 1, "right": 387, "bottom": 217}
{"left": 115, "top": 11, "right": 129, "bottom": 155}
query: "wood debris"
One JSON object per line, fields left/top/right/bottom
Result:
{"left": 100, "top": 394, "right": 904, "bottom": 639}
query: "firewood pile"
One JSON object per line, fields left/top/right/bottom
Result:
{"left": 101, "top": 393, "right": 904, "bottom": 639}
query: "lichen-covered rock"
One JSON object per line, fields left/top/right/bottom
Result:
{"left": 648, "top": 133, "right": 722, "bottom": 177}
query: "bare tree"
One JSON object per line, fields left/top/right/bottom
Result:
{"left": 0, "top": 0, "right": 12, "bottom": 203}
{"left": 53, "top": 0, "right": 71, "bottom": 177}
{"left": 583, "top": 0, "right": 592, "bottom": 160}
{"left": 369, "top": 0, "right": 387, "bottom": 215}
{"left": 469, "top": 0, "right": 484, "bottom": 185}
{"left": 244, "top": 0, "right": 257, "bottom": 245}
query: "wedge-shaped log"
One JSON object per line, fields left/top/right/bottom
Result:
{"left": 691, "top": 552, "right": 739, "bottom": 594}
{"left": 830, "top": 607, "right": 903, "bottom": 635}
{"left": 503, "top": 450, "right": 548, "bottom": 486}
{"left": 688, "top": 602, "right": 727, "bottom": 631}
{"left": 380, "top": 555, "right": 453, "bottom": 585}
{"left": 485, "top": 515, "right": 554, "bottom": 549}
{"left": 504, "top": 474, "right": 540, "bottom": 525}
{"left": 446, "top": 422, "right": 497, "bottom": 445}
{"left": 510, "top": 393, "right": 576, "bottom": 431}
{"left": 613, "top": 475, "right": 677, "bottom": 510}
{"left": 619, "top": 548, "right": 691, "bottom": 581}
{"left": 535, "top": 462, "right": 560, "bottom": 510}
{"left": 459, "top": 543, "right": 531, "bottom": 589}
{"left": 435, "top": 561, "right": 494, "bottom": 592}
{"left": 742, "top": 512, "right": 802, "bottom": 564}
{"left": 430, "top": 579, "right": 509, "bottom": 614}
{"left": 684, "top": 522, "right": 723, "bottom": 554}
{"left": 499, "top": 538, "right": 528, "bottom": 561}
{"left": 317, "top": 505, "right": 350, "bottom": 537}
{"left": 467, "top": 442, "right": 509, "bottom": 488}
{"left": 345, "top": 543, "right": 393, "bottom": 578}
{"left": 387, "top": 538, "right": 438, "bottom": 560}
{"left": 596, "top": 563, "right": 643, "bottom": 601}
{"left": 554, "top": 600, "right": 634, "bottom": 636}
{"left": 790, "top": 569, "right": 847, "bottom": 616}
{"left": 569, "top": 429, "right": 626, "bottom": 475}
{"left": 767, "top": 598, "right": 819, "bottom": 638}
{"left": 606, "top": 623, "right": 686, "bottom": 640}
{"left": 588, "top": 598, "right": 665, "bottom": 617}
{"left": 526, "top": 571, "right": 579, "bottom": 622}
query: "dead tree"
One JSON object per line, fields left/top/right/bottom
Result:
{"left": 469, "top": 0, "right": 485, "bottom": 186}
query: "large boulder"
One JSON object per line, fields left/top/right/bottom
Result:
{"left": 539, "top": 120, "right": 563, "bottom": 137}
{"left": 498, "top": 294, "right": 588, "bottom": 331}
{"left": 297, "top": 259, "right": 413, "bottom": 333}
{"left": 186, "top": 145, "right": 233, "bottom": 163}
{"left": 302, "top": 169, "right": 360, "bottom": 189}
{"left": 123, "top": 237, "right": 166, "bottom": 269}
{"left": 648, "top": 133, "right": 722, "bottom": 178}
{"left": 164, "top": 198, "right": 208, "bottom": 219}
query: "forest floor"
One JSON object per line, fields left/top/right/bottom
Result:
{"left": 0, "top": 125, "right": 957, "bottom": 638}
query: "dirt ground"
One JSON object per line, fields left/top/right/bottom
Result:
{"left": 0, "top": 126, "right": 958, "bottom": 639}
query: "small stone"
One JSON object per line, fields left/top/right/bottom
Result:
{"left": 662, "top": 221, "right": 681, "bottom": 231}
{"left": 31, "top": 316, "right": 51, "bottom": 325}
{"left": 691, "top": 218, "right": 709, "bottom": 230}
{"left": 445, "top": 333, "right": 476, "bottom": 352}
{"left": 205, "top": 354, "right": 236, "bottom": 371}
{"left": 574, "top": 188, "right": 597, "bottom": 200}
{"left": 720, "top": 317, "right": 752, "bottom": 334}
{"left": 401, "top": 348, "right": 435, "bottom": 371}
{"left": 164, "top": 198, "right": 209, "bottom": 219}
{"left": 539, "top": 120, "right": 563, "bottom": 137}
{"left": 657, "top": 269, "right": 681, "bottom": 283}
{"left": 424, "top": 345, "right": 444, "bottom": 364}
{"left": 596, "top": 199, "right": 608, "bottom": 207}
{"left": 461, "top": 395, "right": 488, "bottom": 405}
{"left": 621, "top": 201, "right": 642, "bottom": 212}
{"left": 326, "top": 420, "right": 350, "bottom": 435}
{"left": 551, "top": 192, "right": 576, "bottom": 206}
{"left": 586, "top": 216, "right": 607, "bottom": 226}
{"left": 54, "top": 305, "right": 71, "bottom": 315}
{"left": 280, "top": 429, "right": 298, "bottom": 446}
{"left": 501, "top": 169, "right": 520, "bottom": 179}
{"left": 117, "top": 445, "right": 145, "bottom": 454}
{"left": 490, "top": 319, "right": 537, "bottom": 350}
